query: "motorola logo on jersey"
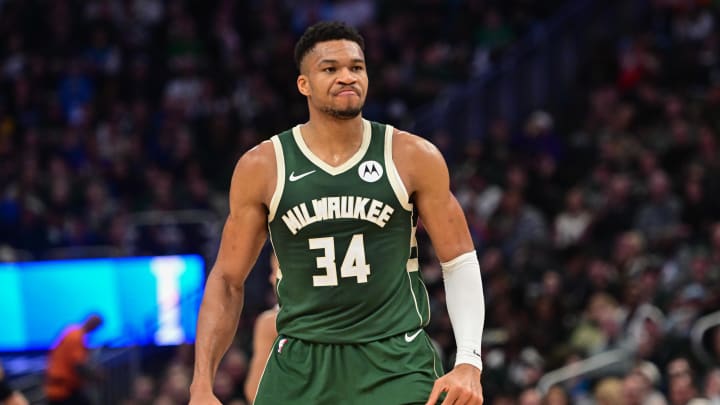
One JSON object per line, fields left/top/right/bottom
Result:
{"left": 358, "top": 160, "right": 383, "bottom": 182}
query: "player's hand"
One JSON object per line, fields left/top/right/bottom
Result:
{"left": 425, "top": 363, "right": 483, "bottom": 405}
{"left": 188, "top": 390, "right": 223, "bottom": 405}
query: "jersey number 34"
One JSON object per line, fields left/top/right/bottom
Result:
{"left": 309, "top": 234, "right": 370, "bottom": 287}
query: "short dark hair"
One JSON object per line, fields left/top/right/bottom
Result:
{"left": 294, "top": 21, "right": 365, "bottom": 71}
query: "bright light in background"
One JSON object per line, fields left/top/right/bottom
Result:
{"left": 0, "top": 255, "right": 205, "bottom": 352}
{"left": 151, "top": 256, "right": 186, "bottom": 345}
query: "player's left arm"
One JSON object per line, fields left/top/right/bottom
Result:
{"left": 394, "top": 131, "right": 484, "bottom": 405}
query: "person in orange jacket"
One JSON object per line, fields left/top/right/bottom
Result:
{"left": 44, "top": 314, "right": 104, "bottom": 405}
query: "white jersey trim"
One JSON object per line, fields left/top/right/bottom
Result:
{"left": 384, "top": 126, "right": 413, "bottom": 212}
{"left": 405, "top": 269, "right": 425, "bottom": 326}
{"left": 292, "top": 119, "right": 371, "bottom": 176}
{"left": 268, "top": 135, "right": 285, "bottom": 222}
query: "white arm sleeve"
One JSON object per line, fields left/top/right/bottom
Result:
{"left": 441, "top": 250, "right": 485, "bottom": 371}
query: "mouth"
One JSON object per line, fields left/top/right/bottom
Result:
{"left": 335, "top": 88, "right": 359, "bottom": 97}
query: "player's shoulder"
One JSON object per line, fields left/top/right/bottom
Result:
{"left": 230, "top": 139, "right": 279, "bottom": 187}
{"left": 234, "top": 127, "right": 296, "bottom": 173}
{"left": 392, "top": 128, "right": 444, "bottom": 158}
{"left": 236, "top": 139, "right": 275, "bottom": 171}
{"left": 228, "top": 139, "right": 279, "bottom": 204}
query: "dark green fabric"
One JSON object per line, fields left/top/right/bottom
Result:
{"left": 254, "top": 330, "right": 444, "bottom": 405}
{"left": 268, "top": 120, "right": 430, "bottom": 344}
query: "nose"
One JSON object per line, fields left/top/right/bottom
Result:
{"left": 337, "top": 67, "right": 357, "bottom": 84}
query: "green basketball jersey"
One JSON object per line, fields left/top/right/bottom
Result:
{"left": 267, "top": 119, "right": 430, "bottom": 344}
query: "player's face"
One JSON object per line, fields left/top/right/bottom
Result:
{"left": 297, "top": 40, "right": 368, "bottom": 119}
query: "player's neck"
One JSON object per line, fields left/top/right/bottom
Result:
{"left": 300, "top": 116, "right": 365, "bottom": 166}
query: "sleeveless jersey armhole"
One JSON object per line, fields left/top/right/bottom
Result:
{"left": 384, "top": 126, "right": 413, "bottom": 212}
{"left": 268, "top": 135, "right": 285, "bottom": 221}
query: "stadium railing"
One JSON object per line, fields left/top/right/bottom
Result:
{"left": 537, "top": 303, "right": 667, "bottom": 394}
{"left": 690, "top": 310, "right": 720, "bottom": 368}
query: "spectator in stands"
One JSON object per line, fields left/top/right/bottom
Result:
{"left": 543, "top": 384, "right": 571, "bottom": 405}
{"left": 0, "top": 361, "right": 28, "bottom": 405}
{"left": 121, "top": 374, "right": 156, "bottom": 405}
{"left": 622, "top": 368, "right": 668, "bottom": 405}
{"left": 610, "top": 230, "right": 648, "bottom": 279}
{"left": 507, "top": 347, "right": 545, "bottom": 391}
{"left": 518, "top": 387, "right": 542, "bottom": 405}
{"left": 665, "top": 282, "right": 707, "bottom": 342}
{"left": 634, "top": 170, "right": 685, "bottom": 250}
{"left": 211, "top": 369, "right": 238, "bottom": 404}
{"left": 704, "top": 368, "right": 720, "bottom": 405}
{"left": 156, "top": 363, "right": 191, "bottom": 405}
{"left": 216, "top": 346, "right": 247, "bottom": 402}
{"left": 708, "top": 223, "right": 720, "bottom": 277}
{"left": 668, "top": 372, "right": 701, "bottom": 405}
{"left": 486, "top": 188, "right": 548, "bottom": 265}
{"left": 569, "top": 292, "right": 625, "bottom": 356}
{"left": 552, "top": 187, "right": 593, "bottom": 250}
{"left": 589, "top": 173, "right": 637, "bottom": 253}
{"left": 44, "top": 314, "right": 104, "bottom": 405}
{"left": 593, "top": 377, "right": 624, "bottom": 405}
{"left": 665, "top": 356, "right": 709, "bottom": 405}
{"left": 4, "top": 0, "right": 720, "bottom": 403}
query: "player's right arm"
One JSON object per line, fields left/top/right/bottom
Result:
{"left": 189, "top": 142, "right": 276, "bottom": 404}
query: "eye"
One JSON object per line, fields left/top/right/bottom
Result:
{"left": 352, "top": 66, "right": 364, "bottom": 72}
{"left": 323, "top": 67, "right": 336, "bottom": 73}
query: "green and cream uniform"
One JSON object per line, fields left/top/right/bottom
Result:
{"left": 254, "top": 119, "right": 444, "bottom": 405}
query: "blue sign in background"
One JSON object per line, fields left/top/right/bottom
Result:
{"left": 0, "top": 255, "right": 205, "bottom": 352}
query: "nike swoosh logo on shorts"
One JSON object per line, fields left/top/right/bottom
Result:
{"left": 289, "top": 170, "right": 316, "bottom": 182}
{"left": 404, "top": 329, "right": 423, "bottom": 342}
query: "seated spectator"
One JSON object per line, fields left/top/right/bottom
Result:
{"left": 593, "top": 377, "right": 624, "bottom": 405}
{"left": 517, "top": 387, "right": 542, "bottom": 405}
{"left": 486, "top": 188, "right": 548, "bottom": 265}
{"left": 553, "top": 187, "right": 593, "bottom": 249}
{"left": 543, "top": 384, "right": 571, "bottom": 405}
{"left": 0, "top": 361, "right": 28, "bottom": 405}
{"left": 703, "top": 368, "right": 720, "bottom": 405}
{"left": 569, "top": 292, "right": 626, "bottom": 355}
{"left": 634, "top": 170, "right": 685, "bottom": 250}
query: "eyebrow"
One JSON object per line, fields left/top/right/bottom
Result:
{"left": 317, "top": 58, "right": 366, "bottom": 65}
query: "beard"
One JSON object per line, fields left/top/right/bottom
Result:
{"left": 321, "top": 105, "right": 363, "bottom": 119}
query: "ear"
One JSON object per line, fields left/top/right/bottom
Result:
{"left": 297, "top": 74, "right": 310, "bottom": 96}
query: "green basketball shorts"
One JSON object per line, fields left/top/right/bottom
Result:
{"left": 253, "top": 329, "right": 445, "bottom": 405}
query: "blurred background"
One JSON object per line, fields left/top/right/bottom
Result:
{"left": 1, "top": 0, "right": 720, "bottom": 404}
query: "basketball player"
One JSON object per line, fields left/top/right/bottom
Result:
{"left": 190, "top": 21, "right": 485, "bottom": 404}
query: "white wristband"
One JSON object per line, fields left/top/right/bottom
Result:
{"left": 441, "top": 251, "right": 485, "bottom": 371}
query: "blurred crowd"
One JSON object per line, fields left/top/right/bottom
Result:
{"left": 432, "top": 0, "right": 720, "bottom": 403}
{"left": 0, "top": 0, "right": 561, "bottom": 260}
{"left": 2, "top": 0, "right": 720, "bottom": 404}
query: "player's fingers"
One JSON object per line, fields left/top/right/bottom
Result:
{"left": 442, "top": 387, "right": 460, "bottom": 404}
{"left": 446, "top": 386, "right": 479, "bottom": 405}
{"left": 424, "top": 381, "right": 447, "bottom": 405}
{"left": 460, "top": 389, "right": 482, "bottom": 405}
